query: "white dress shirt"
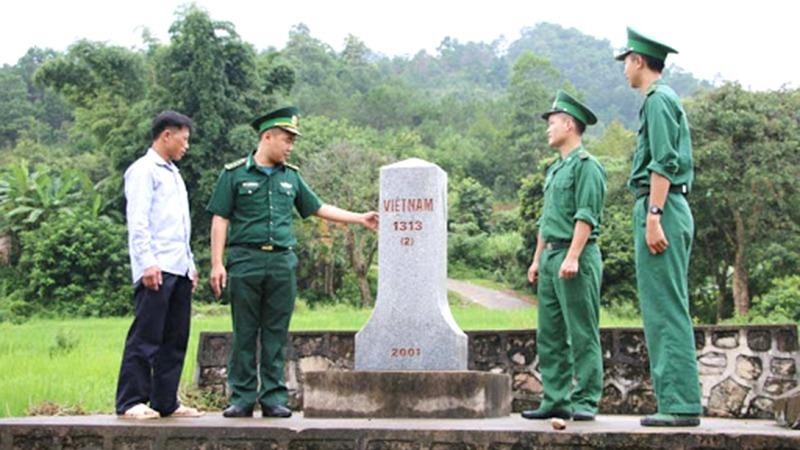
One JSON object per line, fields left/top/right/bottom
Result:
{"left": 124, "top": 148, "right": 195, "bottom": 284}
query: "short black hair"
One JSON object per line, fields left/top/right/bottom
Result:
{"left": 151, "top": 111, "right": 193, "bottom": 141}
{"left": 564, "top": 114, "right": 586, "bottom": 135}
{"left": 635, "top": 52, "right": 665, "bottom": 73}
{"left": 572, "top": 116, "right": 586, "bottom": 135}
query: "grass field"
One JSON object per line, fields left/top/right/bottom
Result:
{"left": 0, "top": 300, "right": 640, "bottom": 417}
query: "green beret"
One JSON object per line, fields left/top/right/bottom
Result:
{"left": 541, "top": 90, "right": 597, "bottom": 126}
{"left": 615, "top": 27, "right": 678, "bottom": 62}
{"left": 250, "top": 106, "right": 301, "bottom": 136}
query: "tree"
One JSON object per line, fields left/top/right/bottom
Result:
{"left": 689, "top": 84, "right": 800, "bottom": 317}
{"left": 499, "top": 51, "right": 564, "bottom": 199}
{"left": 0, "top": 70, "right": 34, "bottom": 148}
{"left": 33, "top": 40, "right": 150, "bottom": 190}
{"left": 14, "top": 47, "right": 73, "bottom": 145}
{"left": 507, "top": 23, "right": 709, "bottom": 129}
{"left": 587, "top": 122, "right": 637, "bottom": 309}
{"left": 282, "top": 24, "right": 351, "bottom": 119}
{"left": 0, "top": 160, "right": 105, "bottom": 265}
{"left": 517, "top": 162, "right": 547, "bottom": 261}
{"left": 34, "top": 40, "right": 146, "bottom": 110}
{"left": 449, "top": 177, "right": 493, "bottom": 233}
{"left": 0, "top": 161, "right": 95, "bottom": 234}
{"left": 298, "top": 117, "right": 387, "bottom": 307}
{"left": 15, "top": 208, "right": 130, "bottom": 317}
{"left": 149, "top": 5, "right": 268, "bottom": 239}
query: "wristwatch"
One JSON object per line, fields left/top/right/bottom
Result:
{"left": 649, "top": 205, "right": 663, "bottom": 215}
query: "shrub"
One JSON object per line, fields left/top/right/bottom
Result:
{"left": 750, "top": 275, "right": 800, "bottom": 323}
{"left": 15, "top": 210, "right": 131, "bottom": 317}
{"left": 484, "top": 231, "right": 524, "bottom": 284}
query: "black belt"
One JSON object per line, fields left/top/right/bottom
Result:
{"left": 232, "top": 243, "right": 291, "bottom": 252}
{"left": 636, "top": 184, "right": 689, "bottom": 198}
{"left": 544, "top": 240, "right": 596, "bottom": 251}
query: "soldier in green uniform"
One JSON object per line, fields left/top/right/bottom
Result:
{"left": 521, "top": 91, "right": 606, "bottom": 422}
{"left": 207, "top": 107, "right": 378, "bottom": 418}
{"left": 616, "top": 28, "right": 701, "bottom": 427}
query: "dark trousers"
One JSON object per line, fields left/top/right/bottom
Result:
{"left": 115, "top": 273, "right": 192, "bottom": 415}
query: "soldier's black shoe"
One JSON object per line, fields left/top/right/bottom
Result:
{"left": 222, "top": 404, "right": 254, "bottom": 418}
{"left": 261, "top": 404, "right": 292, "bottom": 418}
{"left": 521, "top": 408, "right": 571, "bottom": 420}
{"left": 572, "top": 411, "right": 596, "bottom": 421}
{"left": 640, "top": 413, "right": 700, "bottom": 427}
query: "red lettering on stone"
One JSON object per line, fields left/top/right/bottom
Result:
{"left": 382, "top": 197, "right": 434, "bottom": 212}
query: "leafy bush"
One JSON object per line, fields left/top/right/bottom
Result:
{"left": 449, "top": 177, "right": 493, "bottom": 233}
{"left": 484, "top": 231, "right": 524, "bottom": 284}
{"left": 598, "top": 207, "right": 637, "bottom": 309}
{"left": 0, "top": 268, "right": 31, "bottom": 323}
{"left": 490, "top": 207, "right": 520, "bottom": 233}
{"left": 750, "top": 275, "right": 800, "bottom": 323}
{"left": 15, "top": 210, "right": 131, "bottom": 317}
{"left": 448, "top": 222, "right": 489, "bottom": 269}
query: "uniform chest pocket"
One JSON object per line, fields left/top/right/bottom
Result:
{"left": 236, "top": 181, "right": 263, "bottom": 206}
{"left": 553, "top": 174, "right": 575, "bottom": 209}
{"left": 275, "top": 186, "right": 296, "bottom": 208}
{"left": 553, "top": 174, "right": 574, "bottom": 190}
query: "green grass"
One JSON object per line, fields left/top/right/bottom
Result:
{"left": 0, "top": 299, "right": 641, "bottom": 418}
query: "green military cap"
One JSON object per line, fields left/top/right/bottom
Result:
{"left": 541, "top": 90, "right": 597, "bottom": 126}
{"left": 250, "top": 106, "right": 302, "bottom": 136}
{"left": 615, "top": 27, "right": 678, "bottom": 62}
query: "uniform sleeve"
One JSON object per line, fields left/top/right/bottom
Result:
{"left": 572, "top": 160, "right": 606, "bottom": 230}
{"left": 644, "top": 93, "right": 681, "bottom": 181}
{"left": 124, "top": 163, "right": 158, "bottom": 270}
{"left": 206, "top": 169, "right": 234, "bottom": 218}
{"left": 295, "top": 173, "right": 323, "bottom": 219}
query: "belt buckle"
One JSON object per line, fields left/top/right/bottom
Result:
{"left": 260, "top": 244, "right": 274, "bottom": 251}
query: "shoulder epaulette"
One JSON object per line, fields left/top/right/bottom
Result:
{"left": 224, "top": 158, "right": 247, "bottom": 170}
{"left": 284, "top": 162, "right": 300, "bottom": 172}
{"left": 578, "top": 150, "right": 590, "bottom": 160}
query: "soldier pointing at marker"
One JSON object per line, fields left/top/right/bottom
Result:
{"left": 206, "top": 106, "right": 378, "bottom": 418}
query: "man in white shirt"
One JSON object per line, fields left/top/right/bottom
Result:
{"left": 115, "top": 111, "right": 202, "bottom": 419}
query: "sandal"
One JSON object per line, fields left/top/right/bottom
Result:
{"left": 170, "top": 404, "right": 204, "bottom": 418}
{"left": 120, "top": 403, "right": 159, "bottom": 420}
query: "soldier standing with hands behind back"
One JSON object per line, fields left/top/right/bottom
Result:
{"left": 616, "top": 27, "right": 701, "bottom": 427}
{"left": 207, "top": 107, "right": 378, "bottom": 418}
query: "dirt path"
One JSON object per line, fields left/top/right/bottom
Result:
{"left": 446, "top": 279, "right": 535, "bottom": 310}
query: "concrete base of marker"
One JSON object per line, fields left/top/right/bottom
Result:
{"left": 302, "top": 370, "right": 511, "bottom": 418}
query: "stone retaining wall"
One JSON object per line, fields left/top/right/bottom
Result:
{"left": 195, "top": 325, "right": 799, "bottom": 418}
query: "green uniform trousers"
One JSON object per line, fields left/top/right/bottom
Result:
{"left": 634, "top": 194, "right": 701, "bottom": 415}
{"left": 536, "top": 243, "right": 603, "bottom": 413}
{"left": 226, "top": 246, "right": 298, "bottom": 408}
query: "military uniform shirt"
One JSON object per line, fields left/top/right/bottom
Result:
{"left": 206, "top": 153, "right": 323, "bottom": 248}
{"left": 538, "top": 146, "right": 606, "bottom": 242}
{"left": 628, "top": 79, "right": 694, "bottom": 192}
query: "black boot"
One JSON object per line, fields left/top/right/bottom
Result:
{"left": 222, "top": 404, "right": 254, "bottom": 418}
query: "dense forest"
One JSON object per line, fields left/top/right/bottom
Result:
{"left": 0, "top": 6, "right": 798, "bottom": 324}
